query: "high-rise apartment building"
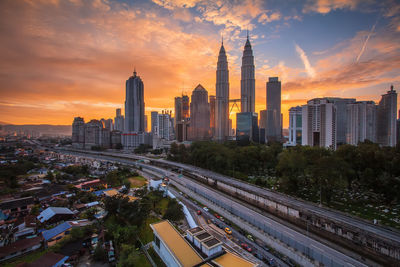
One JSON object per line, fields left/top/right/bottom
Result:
{"left": 72, "top": 117, "right": 85, "bottom": 148}
{"left": 302, "top": 97, "right": 355, "bottom": 149}
{"left": 189, "top": 84, "right": 211, "bottom": 141}
{"left": 124, "top": 70, "right": 145, "bottom": 133}
{"left": 157, "top": 112, "right": 172, "bottom": 140}
{"left": 144, "top": 115, "right": 148, "bottom": 133}
{"left": 114, "top": 108, "right": 124, "bottom": 132}
{"left": 240, "top": 34, "right": 255, "bottom": 113}
{"left": 215, "top": 41, "right": 230, "bottom": 141}
{"left": 266, "top": 77, "right": 282, "bottom": 142}
{"left": 377, "top": 85, "right": 397, "bottom": 147}
{"left": 101, "top": 118, "right": 113, "bottom": 131}
{"left": 346, "top": 101, "right": 376, "bottom": 145}
{"left": 288, "top": 106, "right": 302, "bottom": 146}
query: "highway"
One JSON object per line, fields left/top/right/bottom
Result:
{"left": 55, "top": 149, "right": 370, "bottom": 267}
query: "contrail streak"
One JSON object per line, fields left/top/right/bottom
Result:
{"left": 356, "top": 17, "right": 379, "bottom": 62}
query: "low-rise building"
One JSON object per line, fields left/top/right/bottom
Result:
{"left": 0, "top": 197, "right": 35, "bottom": 218}
{"left": 37, "top": 207, "right": 74, "bottom": 224}
{"left": 151, "top": 220, "right": 257, "bottom": 267}
{"left": 0, "top": 236, "right": 42, "bottom": 262}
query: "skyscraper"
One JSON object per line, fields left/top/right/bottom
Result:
{"left": 377, "top": 85, "right": 397, "bottom": 147}
{"left": 266, "top": 77, "right": 282, "bottom": 142}
{"left": 189, "top": 84, "right": 211, "bottom": 141}
{"left": 124, "top": 70, "right": 145, "bottom": 133}
{"left": 215, "top": 40, "right": 230, "bottom": 141}
{"left": 209, "top": 95, "right": 216, "bottom": 137}
{"left": 241, "top": 33, "right": 255, "bottom": 113}
{"left": 346, "top": 101, "right": 376, "bottom": 145}
{"left": 151, "top": 111, "right": 158, "bottom": 136}
{"left": 114, "top": 108, "right": 124, "bottom": 132}
{"left": 174, "top": 94, "right": 190, "bottom": 140}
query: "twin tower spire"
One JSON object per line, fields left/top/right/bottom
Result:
{"left": 214, "top": 32, "right": 255, "bottom": 141}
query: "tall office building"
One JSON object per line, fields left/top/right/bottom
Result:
{"left": 174, "top": 94, "right": 190, "bottom": 141}
{"left": 144, "top": 115, "right": 148, "bottom": 133}
{"left": 236, "top": 112, "right": 259, "bottom": 143}
{"left": 124, "top": 70, "right": 145, "bottom": 133}
{"left": 72, "top": 117, "right": 85, "bottom": 148}
{"left": 346, "top": 101, "right": 376, "bottom": 145}
{"left": 189, "top": 84, "right": 211, "bottom": 141}
{"left": 287, "top": 106, "right": 302, "bottom": 146}
{"left": 209, "top": 95, "right": 216, "bottom": 137}
{"left": 215, "top": 40, "right": 230, "bottom": 141}
{"left": 397, "top": 110, "right": 400, "bottom": 146}
{"left": 151, "top": 111, "right": 158, "bottom": 136}
{"left": 259, "top": 110, "right": 267, "bottom": 143}
{"left": 377, "top": 85, "right": 397, "bottom": 147}
{"left": 266, "top": 77, "right": 282, "bottom": 142}
{"left": 114, "top": 108, "right": 124, "bottom": 132}
{"left": 240, "top": 33, "right": 255, "bottom": 113}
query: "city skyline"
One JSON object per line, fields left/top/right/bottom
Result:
{"left": 0, "top": 0, "right": 400, "bottom": 128}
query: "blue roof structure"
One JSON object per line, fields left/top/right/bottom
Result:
{"left": 93, "top": 188, "right": 113, "bottom": 197}
{"left": 37, "top": 207, "right": 74, "bottom": 223}
{"left": 42, "top": 222, "right": 72, "bottom": 241}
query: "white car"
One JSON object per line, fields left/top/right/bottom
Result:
{"left": 203, "top": 207, "right": 209, "bottom": 212}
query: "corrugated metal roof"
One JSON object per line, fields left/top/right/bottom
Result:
{"left": 42, "top": 222, "right": 72, "bottom": 241}
{"left": 37, "top": 207, "right": 74, "bottom": 223}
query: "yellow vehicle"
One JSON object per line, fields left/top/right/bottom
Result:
{"left": 225, "top": 227, "right": 232, "bottom": 235}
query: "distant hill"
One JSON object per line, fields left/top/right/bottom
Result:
{"left": 1, "top": 124, "right": 72, "bottom": 136}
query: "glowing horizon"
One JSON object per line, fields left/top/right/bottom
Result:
{"left": 0, "top": 0, "right": 399, "bottom": 128}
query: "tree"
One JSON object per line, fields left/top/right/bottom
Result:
{"left": 94, "top": 242, "right": 107, "bottom": 262}
{"left": 163, "top": 199, "right": 184, "bottom": 222}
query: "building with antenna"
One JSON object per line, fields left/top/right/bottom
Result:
{"left": 241, "top": 31, "right": 255, "bottom": 113}
{"left": 215, "top": 38, "right": 230, "bottom": 141}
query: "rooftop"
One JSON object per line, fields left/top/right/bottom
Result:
{"left": 213, "top": 251, "right": 256, "bottom": 267}
{"left": 0, "top": 236, "right": 42, "bottom": 258}
{"left": 42, "top": 221, "right": 72, "bottom": 241}
{"left": 37, "top": 207, "right": 74, "bottom": 223}
{"left": 103, "top": 189, "right": 119, "bottom": 197}
{"left": 203, "top": 238, "right": 222, "bottom": 249}
{"left": 187, "top": 226, "right": 204, "bottom": 235}
{"left": 151, "top": 220, "right": 202, "bottom": 267}
{"left": 0, "top": 196, "right": 34, "bottom": 211}
{"left": 195, "top": 232, "right": 212, "bottom": 241}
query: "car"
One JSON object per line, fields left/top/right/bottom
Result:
{"left": 203, "top": 207, "right": 209, "bottom": 212}
{"left": 219, "top": 216, "right": 224, "bottom": 222}
{"left": 214, "top": 213, "right": 220, "bottom": 219}
{"left": 241, "top": 243, "right": 248, "bottom": 249}
{"left": 224, "top": 227, "right": 232, "bottom": 235}
{"left": 247, "top": 247, "right": 252, "bottom": 252}
{"left": 197, "top": 210, "right": 202, "bottom": 215}
{"left": 247, "top": 234, "right": 254, "bottom": 242}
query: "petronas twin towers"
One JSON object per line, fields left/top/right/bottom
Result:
{"left": 215, "top": 34, "right": 255, "bottom": 141}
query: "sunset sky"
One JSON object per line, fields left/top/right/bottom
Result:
{"left": 0, "top": 0, "right": 399, "bottom": 128}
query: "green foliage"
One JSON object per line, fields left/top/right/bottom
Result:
{"left": 0, "top": 160, "right": 37, "bottom": 189}
{"left": 134, "top": 144, "right": 152, "bottom": 154}
{"left": 62, "top": 165, "right": 89, "bottom": 177}
{"left": 104, "top": 168, "right": 138, "bottom": 187}
{"left": 94, "top": 242, "right": 107, "bottom": 262}
{"left": 169, "top": 141, "right": 400, "bottom": 207}
{"left": 163, "top": 199, "right": 184, "bottom": 222}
